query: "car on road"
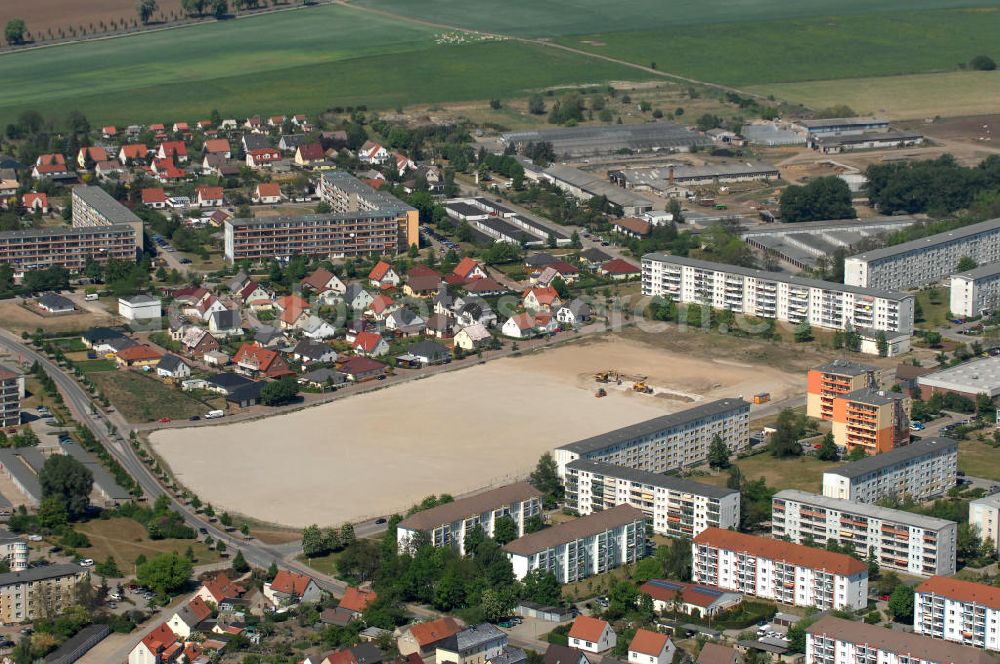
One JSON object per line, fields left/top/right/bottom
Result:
{"left": 910, "top": 421, "right": 925, "bottom": 431}
{"left": 189, "top": 415, "right": 200, "bottom": 421}
{"left": 199, "top": 527, "right": 208, "bottom": 535}
{"left": 601, "top": 241, "right": 610, "bottom": 246}
{"left": 375, "top": 517, "right": 387, "bottom": 525}
{"left": 27, "top": 534, "right": 42, "bottom": 542}
{"left": 158, "top": 417, "right": 171, "bottom": 423}
{"left": 179, "top": 258, "right": 192, "bottom": 264}
{"left": 79, "top": 558, "right": 94, "bottom": 567}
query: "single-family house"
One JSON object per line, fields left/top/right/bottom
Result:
{"left": 696, "top": 644, "right": 742, "bottom": 664}
{"left": 339, "top": 356, "right": 386, "bottom": 382}
{"left": 167, "top": 596, "right": 212, "bottom": 639}
{"left": 452, "top": 257, "right": 488, "bottom": 282}
{"left": 292, "top": 339, "right": 338, "bottom": 365}
{"left": 172, "top": 122, "right": 190, "bottom": 134}
{"left": 253, "top": 182, "right": 283, "bottom": 204}
{"left": 22, "top": 192, "right": 48, "bottom": 213}
{"left": 233, "top": 343, "right": 294, "bottom": 378}
{"left": 425, "top": 312, "right": 456, "bottom": 339}
{"left": 202, "top": 154, "right": 240, "bottom": 177}
{"left": 237, "top": 280, "right": 272, "bottom": 308}
{"left": 392, "top": 152, "right": 416, "bottom": 178}
{"left": 454, "top": 323, "right": 491, "bottom": 350}
{"left": 247, "top": 148, "right": 282, "bottom": 169}
{"left": 203, "top": 139, "right": 232, "bottom": 158}
{"left": 208, "top": 309, "right": 244, "bottom": 337}
{"left": 522, "top": 287, "right": 561, "bottom": 312}
{"left": 82, "top": 327, "right": 130, "bottom": 352}
{"left": 128, "top": 622, "right": 179, "bottom": 664}
{"left": 301, "top": 267, "right": 347, "bottom": 296}
{"left": 141, "top": 187, "right": 168, "bottom": 208}
{"left": 353, "top": 331, "right": 390, "bottom": 357}
{"left": 579, "top": 248, "right": 612, "bottom": 269}
{"left": 156, "top": 354, "right": 191, "bottom": 380}
{"left": 274, "top": 294, "right": 311, "bottom": 329}
{"left": 119, "top": 294, "right": 162, "bottom": 321}
{"left": 299, "top": 367, "right": 347, "bottom": 390}
{"left": 627, "top": 629, "right": 674, "bottom": 664}
{"left": 406, "top": 340, "right": 450, "bottom": 365}
{"left": 119, "top": 144, "right": 149, "bottom": 165}
{"left": 535, "top": 262, "right": 579, "bottom": 287}
{"left": 268, "top": 115, "right": 286, "bottom": 127}
{"left": 369, "top": 261, "right": 400, "bottom": 288}
{"left": 543, "top": 645, "right": 588, "bottom": 664}
{"left": 180, "top": 327, "right": 220, "bottom": 357}
{"left": 397, "top": 617, "right": 462, "bottom": 657}
{"left": 403, "top": 274, "right": 442, "bottom": 298}
{"left": 116, "top": 344, "right": 163, "bottom": 368}
{"left": 502, "top": 313, "right": 539, "bottom": 339}
{"left": 76, "top": 146, "right": 109, "bottom": 169}
{"left": 300, "top": 315, "right": 339, "bottom": 340}
{"left": 102, "top": 126, "right": 117, "bottom": 139}
{"left": 158, "top": 141, "right": 189, "bottom": 163}
{"left": 385, "top": 308, "right": 427, "bottom": 336}
{"left": 462, "top": 278, "right": 506, "bottom": 297}
{"left": 278, "top": 134, "right": 307, "bottom": 152}
{"left": 95, "top": 160, "right": 124, "bottom": 179}
{"left": 195, "top": 185, "right": 225, "bottom": 207}
{"left": 195, "top": 573, "right": 246, "bottom": 606}
{"left": 455, "top": 299, "right": 497, "bottom": 328}
{"left": 264, "top": 570, "right": 322, "bottom": 607}
{"left": 344, "top": 284, "right": 375, "bottom": 311}
{"left": 612, "top": 217, "right": 651, "bottom": 238}
{"left": 296, "top": 144, "right": 325, "bottom": 166}
{"left": 228, "top": 380, "right": 266, "bottom": 408}
{"left": 367, "top": 294, "right": 398, "bottom": 321}
{"left": 568, "top": 616, "right": 616, "bottom": 654}
{"left": 435, "top": 624, "right": 508, "bottom": 664}
{"left": 554, "top": 299, "right": 592, "bottom": 327}
{"left": 32, "top": 154, "right": 71, "bottom": 179}
{"left": 196, "top": 294, "right": 228, "bottom": 322}
{"left": 339, "top": 587, "right": 378, "bottom": 618}
{"left": 358, "top": 141, "right": 389, "bottom": 165}
{"left": 601, "top": 259, "right": 640, "bottom": 280}
{"left": 242, "top": 132, "right": 269, "bottom": 152}
{"left": 36, "top": 292, "right": 75, "bottom": 314}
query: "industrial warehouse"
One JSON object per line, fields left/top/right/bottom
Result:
{"left": 498, "top": 121, "right": 713, "bottom": 157}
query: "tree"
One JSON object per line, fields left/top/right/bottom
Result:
{"left": 136, "top": 0, "right": 159, "bottom": 24}
{"left": 231, "top": 550, "right": 249, "bottom": 573}
{"left": 707, "top": 434, "right": 730, "bottom": 469}
{"left": 136, "top": 552, "right": 194, "bottom": 596}
{"left": 261, "top": 376, "right": 299, "bottom": 406}
{"left": 876, "top": 331, "right": 889, "bottom": 357}
{"left": 770, "top": 408, "right": 808, "bottom": 457}
{"left": 39, "top": 455, "right": 93, "bottom": 520}
{"left": 970, "top": 55, "right": 997, "bottom": 71}
{"left": 340, "top": 523, "right": 356, "bottom": 547}
{"left": 925, "top": 331, "right": 943, "bottom": 348}
{"left": 816, "top": 432, "right": 839, "bottom": 461}
{"left": 786, "top": 624, "right": 807, "bottom": 653}
{"left": 212, "top": 0, "right": 228, "bottom": 18}
{"left": 5, "top": 19, "right": 27, "bottom": 45}
{"left": 522, "top": 569, "right": 561, "bottom": 605}
{"left": 95, "top": 555, "right": 122, "bottom": 577}
{"left": 302, "top": 524, "right": 326, "bottom": 558}
{"left": 524, "top": 514, "right": 544, "bottom": 534}
{"left": 662, "top": 538, "right": 692, "bottom": 581}
{"left": 667, "top": 198, "right": 684, "bottom": 224}
{"left": 219, "top": 511, "right": 233, "bottom": 528}
{"left": 493, "top": 515, "right": 517, "bottom": 545}
{"left": 794, "top": 320, "right": 814, "bottom": 343}
{"left": 529, "top": 453, "right": 563, "bottom": 503}
{"left": 481, "top": 586, "right": 516, "bottom": 622}
{"left": 527, "top": 95, "right": 546, "bottom": 115}
{"left": 780, "top": 176, "right": 856, "bottom": 222}
{"left": 36, "top": 496, "right": 68, "bottom": 531}
{"left": 888, "top": 584, "right": 914, "bottom": 624}
{"left": 957, "top": 256, "right": 978, "bottom": 272}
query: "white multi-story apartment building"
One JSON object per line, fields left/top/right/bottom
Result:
{"left": 503, "top": 504, "right": 645, "bottom": 583}
{"left": 553, "top": 398, "right": 750, "bottom": 477}
{"left": 772, "top": 489, "right": 957, "bottom": 577}
{"left": 396, "top": 482, "right": 543, "bottom": 555}
{"left": 806, "top": 615, "right": 996, "bottom": 664}
{"left": 0, "top": 564, "right": 87, "bottom": 624}
{"left": 822, "top": 437, "right": 958, "bottom": 504}
{"left": 845, "top": 217, "right": 1000, "bottom": 291}
{"left": 564, "top": 459, "right": 739, "bottom": 538}
{"left": 969, "top": 493, "right": 1000, "bottom": 555}
{"left": 692, "top": 527, "right": 868, "bottom": 611}
{"left": 71, "top": 185, "right": 143, "bottom": 251}
{"left": 950, "top": 263, "right": 1000, "bottom": 318}
{"left": 0, "top": 532, "right": 27, "bottom": 572}
{"left": 915, "top": 576, "right": 1000, "bottom": 651}
{"left": 0, "top": 365, "right": 21, "bottom": 430}
{"left": 641, "top": 253, "right": 914, "bottom": 335}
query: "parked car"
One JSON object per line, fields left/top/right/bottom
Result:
{"left": 910, "top": 421, "right": 925, "bottom": 431}
{"left": 27, "top": 534, "right": 42, "bottom": 542}
{"left": 79, "top": 558, "right": 95, "bottom": 567}
{"left": 158, "top": 417, "right": 171, "bottom": 423}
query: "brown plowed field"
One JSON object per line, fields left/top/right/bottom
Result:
{"left": 1, "top": 0, "right": 183, "bottom": 41}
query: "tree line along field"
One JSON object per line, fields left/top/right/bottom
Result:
{"left": 0, "top": 4, "right": 656, "bottom": 126}
{"left": 554, "top": 8, "right": 1000, "bottom": 87}
{"left": 354, "top": 0, "right": 1000, "bottom": 37}
{"left": 0, "top": 0, "right": 184, "bottom": 42}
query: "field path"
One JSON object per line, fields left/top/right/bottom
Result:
{"left": 335, "top": 0, "right": 770, "bottom": 101}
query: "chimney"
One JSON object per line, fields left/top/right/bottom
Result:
{"left": 668, "top": 165, "right": 675, "bottom": 185}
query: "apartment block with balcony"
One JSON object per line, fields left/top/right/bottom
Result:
{"left": 915, "top": 576, "right": 1000, "bottom": 651}
{"left": 772, "top": 489, "right": 956, "bottom": 577}
{"left": 806, "top": 616, "right": 996, "bottom": 664}
{"left": 0, "top": 366, "right": 21, "bottom": 429}
{"left": 503, "top": 504, "right": 645, "bottom": 583}
{"left": 806, "top": 359, "right": 877, "bottom": 422}
{"left": 950, "top": 262, "right": 1000, "bottom": 318}
{"left": 553, "top": 398, "right": 750, "bottom": 477}
{"left": 564, "top": 459, "right": 739, "bottom": 538}
{"left": 831, "top": 388, "right": 910, "bottom": 455}
{"left": 969, "top": 493, "right": 1000, "bottom": 556}
{"left": 692, "top": 528, "right": 868, "bottom": 611}
{"left": 845, "top": 216, "right": 1000, "bottom": 291}
{"left": 396, "top": 482, "right": 543, "bottom": 556}
{"left": 71, "top": 185, "right": 143, "bottom": 250}
{"left": 641, "top": 254, "right": 914, "bottom": 339}
{"left": 822, "top": 437, "right": 957, "bottom": 504}
{"left": 0, "top": 564, "right": 87, "bottom": 625}
{"left": 0, "top": 225, "right": 139, "bottom": 275}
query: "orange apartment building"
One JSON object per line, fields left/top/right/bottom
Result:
{"left": 224, "top": 172, "right": 417, "bottom": 263}
{"left": 806, "top": 360, "right": 878, "bottom": 422}
{"left": 831, "top": 388, "right": 910, "bottom": 455}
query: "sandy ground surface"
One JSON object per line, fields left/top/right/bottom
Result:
{"left": 0, "top": 298, "right": 114, "bottom": 334}
{"left": 150, "top": 335, "right": 802, "bottom": 527}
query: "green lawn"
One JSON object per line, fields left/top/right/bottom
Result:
{"left": 696, "top": 451, "right": 839, "bottom": 493}
{"left": 74, "top": 359, "right": 118, "bottom": 373}
{"left": 554, "top": 8, "right": 1000, "bottom": 86}
{"left": 53, "top": 338, "right": 88, "bottom": 352}
{"left": 959, "top": 440, "right": 1000, "bottom": 481}
{"left": 90, "top": 370, "right": 223, "bottom": 422}
{"left": 0, "top": 4, "right": 655, "bottom": 125}
{"left": 355, "top": 0, "right": 998, "bottom": 37}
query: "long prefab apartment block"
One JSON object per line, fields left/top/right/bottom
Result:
{"left": 564, "top": 458, "right": 739, "bottom": 538}
{"left": 772, "top": 489, "right": 957, "bottom": 577}
{"left": 822, "top": 437, "right": 958, "bottom": 504}
{"left": 692, "top": 527, "right": 869, "bottom": 611}
{"left": 844, "top": 216, "right": 1000, "bottom": 291}
{"left": 396, "top": 482, "right": 543, "bottom": 556}
{"left": 503, "top": 504, "right": 646, "bottom": 583}
{"left": 224, "top": 172, "right": 417, "bottom": 262}
{"left": 915, "top": 575, "right": 1000, "bottom": 651}
{"left": 641, "top": 253, "right": 914, "bottom": 335}
{"left": 553, "top": 398, "right": 751, "bottom": 477}
{"left": 806, "top": 616, "right": 997, "bottom": 664}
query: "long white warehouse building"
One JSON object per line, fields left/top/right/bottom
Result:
{"left": 553, "top": 398, "right": 750, "bottom": 477}
{"left": 564, "top": 459, "right": 740, "bottom": 538}
{"left": 641, "top": 253, "right": 914, "bottom": 335}
{"left": 845, "top": 217, "right": 1000, "bottom": 291}
{"left": 772, "top": 489, "right": 957, "bottom": 577}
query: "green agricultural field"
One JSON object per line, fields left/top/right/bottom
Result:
{"left": 555, "top": 8, "right": 1000, "bottom": 87}
{"left": 0, "top": 4, "right": 655, "bottom": 125}
{"left": 355, "top": 0, "right": 1000, "bottom": 37}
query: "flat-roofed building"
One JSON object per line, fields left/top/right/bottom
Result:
{"left": 609, "top": 162, "right": 779, "bottom": 191}
{"left": 806, "top": 359, "right": 877, "bottom": 422}
{"left": 806, "top": 615, "right": 996, "bottom": 664}
{"left": 564, "top": 459, "right": 739, "bottom": 538}
{"left": 642, "top": 254, "right": 914, "bottom": 339}
{"left": 772, "top": 489, "right": 957, "bottom": 577}
{"left": 0, "top": 531, "right": 28, "bottom": 572}
{"left": 822, "top": 437, "right": 958, "bottom": 504}
{"left": 541, "top": 165, "right": 654, "bottom": 217}
{"left": 951, "top": 262, "right": 1000, "bottom": 317}
{"left": 692, "top": 528, "right": 868, "bottom": 611}
{"left": 915, "top": 576, "right": 1000, "bottom": 650}
{"left": 831, "top": 388, "right": 910, "bottom": 455}
{"left": 812, "top": 131, "right": 924, "bottom": 154}
{"left": 553, "top": 398, "right": 751, "bottom": 477}
{"left": 0, "top": 225, "right": 139, "bottom": 274}
{"left": 969, "top": 493, "right": 1000, "bottom": 555}
{"left": 503, "top": 504, "right": 645, "bottom": 583}
{"left": 71, "top": 185, "right": 143, "bottom": 250}
{"left": 845, "top": 217, "right": 1000, "bottom": 291}
{"left": 499, "top": 122, "right": 712, "bottom": 157}
{"left": 917, "top": 354, "right": 1000, "bottom": 401}
{"left": 795, "top": 117, "right": 890, "bottom": 137}
{"left": 0, "top": 365, "right": 21, "bottom": 429}
{"left": 225, "top": 172, "right": 417, "bottom": 262}
{"left": 396, "top": 482, "right": 543, "bottom": 556}
{"left": 0, "top": 564, "right": 87, "bottom": 624}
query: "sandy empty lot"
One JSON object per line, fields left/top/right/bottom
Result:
{"left": 150, "top": 335, "right": 802, "bottom": 527}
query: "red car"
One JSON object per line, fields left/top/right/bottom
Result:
{"left": 157, "top": 417, "right": 171, "bottom": 423}
{"left": 879, "top": 594, "right": 891, "bottom": 602}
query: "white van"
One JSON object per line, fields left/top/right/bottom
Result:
{"left": 84, "top": 293, "right": 99, "bottom": 301}
{"left": 205, "top": 410, "right": 225, "bottom": 419}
